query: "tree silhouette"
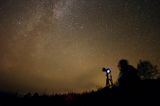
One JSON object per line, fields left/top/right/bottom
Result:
{"left": 137, "top": 60, "right": 160, "bottom": 79}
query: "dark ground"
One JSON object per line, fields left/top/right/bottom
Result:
{"left": 0, "top": 79, "right": 160, "bottom": 106}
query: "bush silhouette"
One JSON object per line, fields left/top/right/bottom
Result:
{"left": 137, "top": 60, "right": 160, "bottom": 79}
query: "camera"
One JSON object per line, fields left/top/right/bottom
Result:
{"left": 102, "top": 67, "right": 111, "bottom": 74}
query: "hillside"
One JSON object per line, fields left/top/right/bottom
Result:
{"left": 0, "top": 79, "right": 160, "bottom": 106}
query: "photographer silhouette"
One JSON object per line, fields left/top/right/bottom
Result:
{"left": 117, "top": 59, "right": 140, "bottom": 88}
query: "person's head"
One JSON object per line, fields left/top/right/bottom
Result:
{"left": 118, "top": 59, "right": 128, "bottom": 71}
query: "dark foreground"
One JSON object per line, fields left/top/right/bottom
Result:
{"left": 0, "top": 79, "right": 160, "bottom": 106}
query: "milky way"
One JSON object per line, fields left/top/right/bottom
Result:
{"left": 0, "top": 0, "right": 160, "bottom": 94}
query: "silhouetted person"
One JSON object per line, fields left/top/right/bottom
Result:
{"left": 117, "top": 59, "right": 140, "bottom": 89}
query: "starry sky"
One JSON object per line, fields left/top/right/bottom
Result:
{"left": 0, "top": 0, "right": 160, "bottom": 94}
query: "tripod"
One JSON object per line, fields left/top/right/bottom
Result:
{"left": 105, "top": 72, "right": 113, "bottom": 88}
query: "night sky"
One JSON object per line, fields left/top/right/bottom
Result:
{"left": 0, "top": 0, "right": 160, "bottom": 94}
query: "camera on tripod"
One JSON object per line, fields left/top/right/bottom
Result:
{"left": 102, "top": 67, "right": 113, "bottom": 87}
{"left": 102, "top": 67, "right": 111, "bottom": 74}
